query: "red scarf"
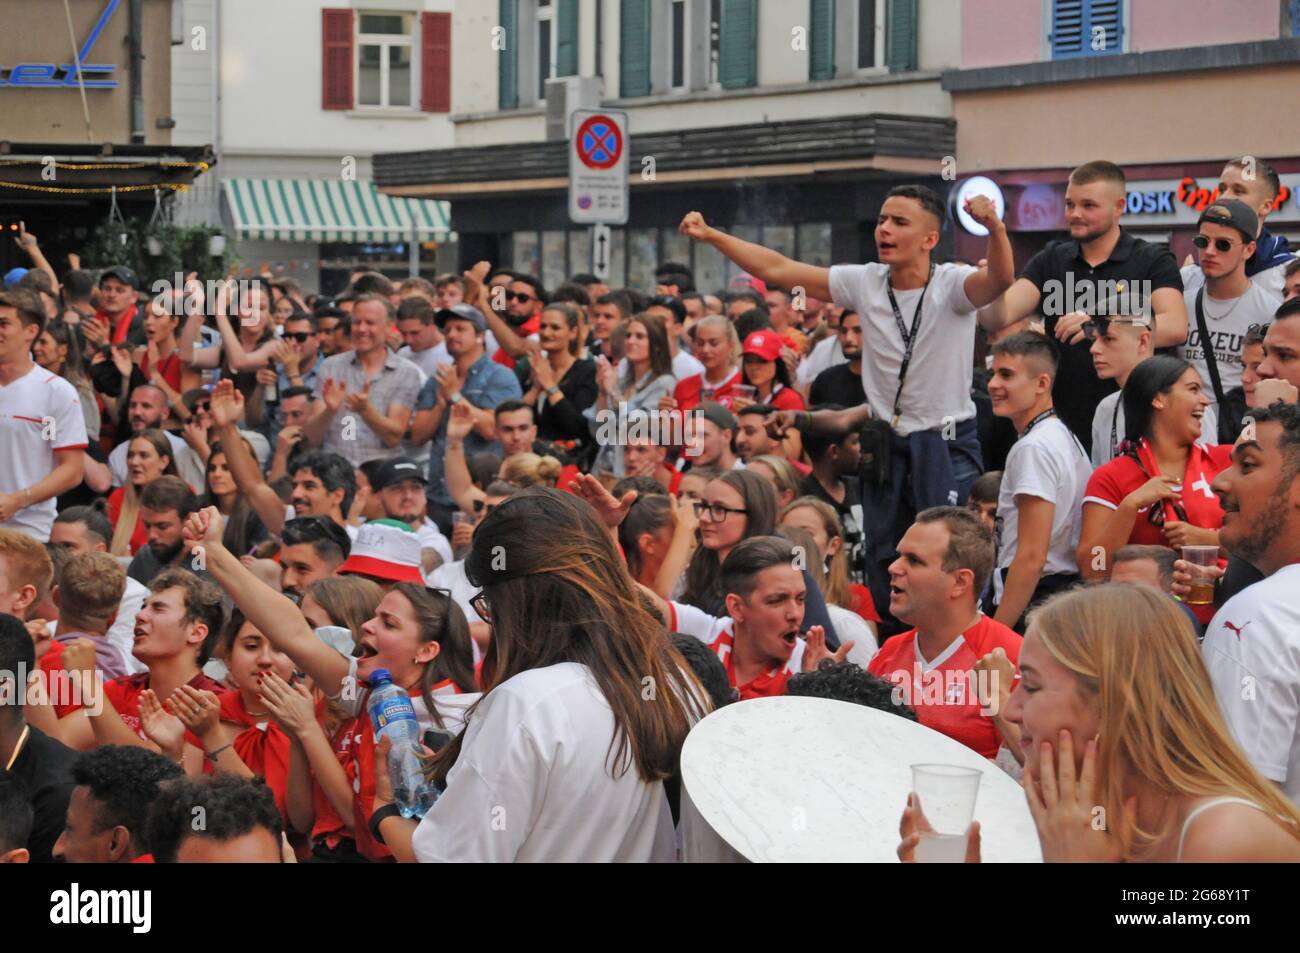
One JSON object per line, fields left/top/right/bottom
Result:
{"left": 1132, "top": 438, "right": 1226, "bottom": 530}
{"left": 216, "top": 690, "right": 292, "bottom": 823}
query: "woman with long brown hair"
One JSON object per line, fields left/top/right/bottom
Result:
{"left": 372, "top": 487, "right": 709, "bottom": 862}
{"left": 588, "top": 312, "right": 676, "bottom": 475}
{"left": 108, "top": 429, "right": 178, "bottom": 555}
{"left": 900, "top": 585, "right": 1300, "bottom": 862}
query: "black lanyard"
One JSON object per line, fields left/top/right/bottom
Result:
{"left": 1019, "top": 407, "right": 1057, "bottom": 439}
{"left": 1110, "top": 397, "right": 1122, "bottom": 459}
{"left": 884, "top": 263, "right": 935, "bottom": 429}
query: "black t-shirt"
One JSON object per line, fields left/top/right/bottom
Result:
{"left": 797, "top": 473, "right": 866, "bottom": 584}
{"left": 809, "top": 363, "right": 864, "bottom": 410}
{"left": 6, "top": 724, "right": 77, "bottom": 863}
{"left": 1018, "top": 230, "right": 1183, "bottom": 453}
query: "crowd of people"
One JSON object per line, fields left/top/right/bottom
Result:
{"left": 2, "top": 153, "right": 1300, "bottom": 864}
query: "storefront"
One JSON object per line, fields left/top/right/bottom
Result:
{"left": 951, "top": 161, "right": 1300, "bottom": 267}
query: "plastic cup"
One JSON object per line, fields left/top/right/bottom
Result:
{"left": 1181, "top": 545, "right": 1219, "bottom": 606}
{"left": 911, "top": 763, "right": 981, "bottom": 863}
{"left": 451, "top": 512, "right": 472, "bottom": 528}
{"left": 732, "top": 384, "right": 757, "bottom": 401}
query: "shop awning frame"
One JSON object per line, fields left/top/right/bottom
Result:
{"left": 223, "top": 177, "right": 452, "bottom": 244}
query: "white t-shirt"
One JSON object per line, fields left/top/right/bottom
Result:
{"left": 105, "top": 575, "right": 149, "bottom": 676}
{"left": 0, "top": 366, "right": 90, "bottom": 541}
{"left": 994, "top": 416, "right": 1090, "bottom": 602}
{"left": 1090, "top": 390, "right": 1220, "bottom": 468}
{"left": 108, "top": 430, "right": 206, "bottom": 491}
{"left": 796, "top": 334, "right": 845, "bottom": 387}
{"left": 828, "top": 262, "right": 978, "bottom": 435}
{"left": 399, "top": 342, "right": 449, "bottom": 380}
{"left": 1182, "top": 260, "right": 1293, "bottom": 306}
{"left": 826, "top": 604, "right": 878, "bottom": 667}
{"left": 1181, "top": 280, "right": 1282, "bottom": 417}
{"left": 413, "top": 517, "right": 453, "bottom": 566}
{"left": 411, "top": 662, "right": 678, "bottom": 862}
{"left": 1202, "top": 564, "right": 1300, "bottom": 804}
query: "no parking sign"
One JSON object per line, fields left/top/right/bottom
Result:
{"left": 569, "top": 109, "right": 629, "bottom": 225}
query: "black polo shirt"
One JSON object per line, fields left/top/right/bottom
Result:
{"left": 1019, "top": 229, "right": 1183, "bottom": 453}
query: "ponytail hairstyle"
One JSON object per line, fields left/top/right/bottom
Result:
{"left": 391, "top": 582, "right": 477, "bottom": 729}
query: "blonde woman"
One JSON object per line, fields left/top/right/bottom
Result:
{"left": 781, "top": 496, "right": 880, "bottom": 639}
{"left": 748, "top": 454, "right": 801, "bottom": 509}
{"left": 499, "top": 451, "right": 563, "bottom": 489}
{"left": 900, "top": 584, "right": 1300, "bottom": 862}
{"left": 444, "top": 401, "right": 565, "bottom": 514}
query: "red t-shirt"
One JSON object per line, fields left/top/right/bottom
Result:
{"left": 213, "top": 690, "right": 292, "bottom": 824}
{"left": 868, "top": 615, "right": 1022, "bottom": 759}
{"left": 1082, "top": 443, "right": 1234, "bottom": 548}
{"left": 140, "top": 350, "right": 183, "bottom": 393}
{"left": 711, "top": 630, "right": 803, "bottom": 701}
{"left": 673, "top": 369, "right": 743, "bottom": 413}
{"left": 849, "top": 583, "right": 881, "bottom": 624}
{"left": 107, "top": 486, "right": 148, "bottom": 555}
{"left": 60, "top": 670, "right": 224, "bottom": 748}
{"left": 761, "top": 383, "right": 806, "bottom": 412}
{"left": 556, "top": 463, "right": 581, "bottom": 494}
{"left": 312, "top": 677, "right": 467, "bottom": 861}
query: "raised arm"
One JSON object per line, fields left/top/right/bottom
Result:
{"left": 209, "top": 380, "right": 287, "bottom": 535}
{"left": 960, "top": 197, "right": 1015, "bottom": 309}
{"left": 215, "top": 310, "right": 277, "bottom": 372}
{"left": 976, "top": 278, "right": 1043, "bottom": 334}
{"left": 464, "top": 261, "right": 528, "bottom": 358}
{"left": 680, "top": 212, "right": 832, "bottom": 302}
{"left": 443, "top": 402, "right": 486, "bottom": 515}
{"left": 184, "top": 507, "right": 352, "bottom": 694}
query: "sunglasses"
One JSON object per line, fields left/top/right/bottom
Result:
{"left": 1247, "top": 322, "right": 1272, "bottom": 336}
{"left": 470, "top": 499, "right": 500, "bottom": 517}
{"left": 1081, "top": 317, "right": 1149, "bottom": 341}
{"left": 1192, "top": 234, "right": 1237, "bottom": 253}
{"left": 282, "top": 331, "right": 312, "bottom": 343}
{"left": 470, "top": 589, "right": 491, "bottom": 624}
{"left": 506, "top": 292, "right": 534, "bottom": 303}
{"left": 193, "top": 401, "right": 211, "bottom": 413}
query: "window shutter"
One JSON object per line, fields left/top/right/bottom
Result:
{"left": 620, "top": 0, "right": 651, "bottom": 97}
{"left": 719, "top": 0, "right": 757, "bottom": 89}
{"left": 1051, "top": 0, "right": 1123, "bottom": 58}
{"left": 321, "top": 8, "right": 353, "bottom": 111}
{"left": 421, "top": 12, "right": 452, "bottom": 112}
{"left": 809, "top": 0, "right": 835, "bottom": 81}
{"left": 885, "top": 0, "right": 917, "bottom": 72}
{"left": 499, "top": 0, "right": 519, "bottom": 109}
{"left": 557, "top": 0, "right": 579, "bottom": 77}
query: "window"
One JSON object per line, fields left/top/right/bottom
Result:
{"left": 671, "top": 0, "right": 688, "bottom": 90}
{"left": 537, "top": 0, "right": 556, "bottom": 98}
{"left": 708, "top": 0, "right": 722, "bottom": 86}
{"left": 857, "top": 0, "right": 885, "bottom": 69}
{"left": 1050, "top": 0, "right": 1124, "bottom": 59}
{"left": 357, "top": 13, "right": 414, "bottom": 108}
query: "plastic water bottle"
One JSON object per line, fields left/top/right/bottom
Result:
{"left": 365, "top": 669, "right": 438, "bottom": 819}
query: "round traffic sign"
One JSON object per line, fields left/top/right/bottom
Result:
{"left": 575, "top": 115, "right": 624, "bottom": 171}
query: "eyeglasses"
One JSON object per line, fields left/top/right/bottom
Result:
{"left": 693, "top": 501, "right": 749, "bottom": 522}
{"left": 506, "top": 292, "right": 534, "bottom": 303}
{"left": 469, "top": 590, "right": 492, "bottom": 623}
{"left": 1192, "top": 235, "right": 1237, "bottom": 253}
{"left": 193, "top": 401, "right": 210, "bottom": 413}
{"left": 282, "top": 331, "right": 312, "bottom": 343}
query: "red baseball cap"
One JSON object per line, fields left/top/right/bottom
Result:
{"left": 728, "top": 273, "right": 768, "bottom": 295}
{"left": 742, "top": 330, "right": 783, "bottom": 362}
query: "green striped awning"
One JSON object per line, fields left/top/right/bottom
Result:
{"left": 223, "top": 178, "right": 452, "bottom": 243}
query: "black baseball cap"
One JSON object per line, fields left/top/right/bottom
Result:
{"left": 1198, "top": 199, "right": 1259, "bottom": 242}
{"left": 370, "top": 456, "right": 428, "bottom": 491}
{"left": 98, "top": 265, "right": 139, "bottom": 290}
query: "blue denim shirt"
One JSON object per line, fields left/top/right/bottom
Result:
{"left": 424, "top": 354, "right": 522, "bottom": 507}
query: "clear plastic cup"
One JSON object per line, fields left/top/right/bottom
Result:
{"left": 911, "top": 763, "right": 982, "bottom": 863}
{"left": 1181, "top": 545, "right": 1219, "bottom": 606}
{"left": 731, "top": 384, "right": 757, "bottom": 402}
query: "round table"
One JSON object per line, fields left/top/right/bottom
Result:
{"left": 679, "top": 695, "right": 1043, "bottom": 862}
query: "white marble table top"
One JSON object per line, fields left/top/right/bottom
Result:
{"left": 680, "top": 695, "right": 1043, "bottom": 863}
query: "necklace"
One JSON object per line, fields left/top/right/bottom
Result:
{"left": 4, "top": 724, "right": 30, "bottom": 771}
{"left": 1202, "top": 290, "right": 1246, "bottom": 322}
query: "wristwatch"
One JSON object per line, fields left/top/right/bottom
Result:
{"left": 369, "top": 803, "right": 403, "bottom": 845}
{"left": 544, "top": 385, "right": 561, "bottom": 398}
{"left": 449, "top": 392, "right": 465, "bottom": 405}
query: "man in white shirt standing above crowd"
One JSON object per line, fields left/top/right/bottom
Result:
{"left": 679, "top": 184, "right": 1014, "bottom": 628}
{"left": 0, "top": 290, "right": 87, "bottom": 542}
{"left": 986, "top": 332, "right": 1090, "bottom": 631}
{"left": 1182, "top": 199, "right": 1282, "bottom": 428}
